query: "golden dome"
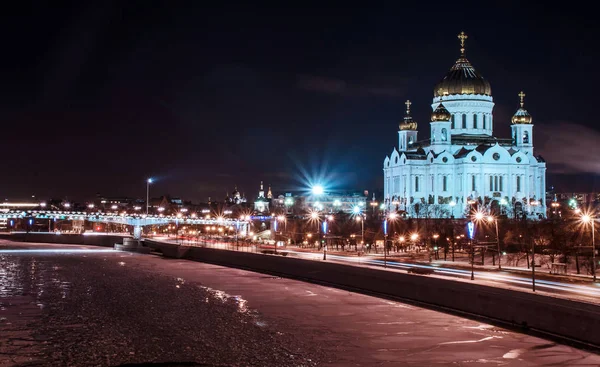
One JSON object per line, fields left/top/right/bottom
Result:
{"left": 433, "top": 32, "right": 492, "bottom": 97}
{"left": 511, "top": 91, "right": 532, "bottom": 124}
{"left": 399, "top": 99, "right": 418, "bottom": 131}
{"left": 431, "top": 102, "right": 451, "bottom": 122}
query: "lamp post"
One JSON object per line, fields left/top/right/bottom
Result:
{"left": 582, "top": 213, "right": 596, "bottom": 282}
{"left": 383, "top": 213, "right": 398, "bottom": 268}
{"left": 432, "top": 234, "right": 439, "bottom": 261}
{"left": 353, "top": 206, "right": 365, "bottom": 251}
{"left": 487, "top": 215, "right": 501, "bottom": 270}
{"left": 146, "top": 178, "right": 153, "bottom": 215}
{"left": 467, "top": 220, "right": 475, "bottom": 280}
{"left": 471, "top": 211, "right": 485, "bottom": 279}
{"left": 410, "top": 233, "right": 419, "bottom": 254}
{"left": 449, "top": 200, "right": 456, "bottom": 218}
{"left": 322, "top": 218, "right": 329, "bottom": 260}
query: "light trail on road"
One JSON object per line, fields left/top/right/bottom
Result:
{"left": 283, "top": 250, "right": 600, "bottom": 299}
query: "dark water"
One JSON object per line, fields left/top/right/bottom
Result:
{"left": 0, "top": 247, "right": 321, "bottom": 366}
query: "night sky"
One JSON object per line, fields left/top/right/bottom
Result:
{"left": 2, "top": 2, "right": 600, "bottom": 202}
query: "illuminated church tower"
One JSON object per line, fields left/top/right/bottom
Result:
{"left": 384, "top": 32, "right": 546, "bottom": 219}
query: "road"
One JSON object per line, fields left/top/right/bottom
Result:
{"left": 283, "top": 250, "right": 600, "bottom": 302}
{"left": 1, "top": 241, "right": 599, "bottom": 366}
{"left": 151, "top": 237, "right": 600, "bottom": 304}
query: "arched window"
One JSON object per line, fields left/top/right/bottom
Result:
{"left": 443, "top": 176, "right": 447, "bottom": 191}
{"left": 483, "top": 115, "right": 487, "bottom": 129}
{"left": 473, "top": 114, "right": 478, "bottom": 129}
{"left": 451, "top": 115, "right": 455, "bottom": 129}
{"left": 523, "top": 131, "right": 529, "bottom": 144}
{"left": 462, "top": 114, "right": 467, "bottom": 128}
{"left": 516, "top": 176, "right": 521, "bottom": 192}
{"left": 415, "top": 176, "right": 420, "bottom": 192}
{"left": 471, "top": 175, "right": 476, "bottom": 191}
{"left": 441, "top": 128, "right": 447, "bottom": 141}
{"left": 408, "top": 136, "right": 414, "bottom": 145}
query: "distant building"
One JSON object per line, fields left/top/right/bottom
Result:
{"left": 304, "top": 191, "right": 368, "bottom": 214}
{"left": 253, "top": 181, "right": 270, "bottom": 214}
{"left": 226, "top": 186, "right": 247, "bottom": 205}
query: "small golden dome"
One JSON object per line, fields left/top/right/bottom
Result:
{"left": 433, "top": 32, "right": 492, "bottom": 97}
{"left": 511, "top": 91, "right": 533, "bottom": 124}
{"left": 431, "top": 102, "right": 451, "bottom": 122}
{"left": 399, "top": 99, "right": 418, "bottom": 131}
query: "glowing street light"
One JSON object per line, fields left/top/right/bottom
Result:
{"left": 383, "top": 212, "right": 399, "bottom": 267}
{"left": 146, "top": 178, "right": 153, "bottom": 214}
{"left": 581, "top": 213, "right": 596, "bottom": 282}
{"left": 276, "top": 214, "right": 287, "bottom": 235}
{"left": 87, "top": 204, "right": 95, "bottom": 209}
{"left": 312, "top": 185, "right": 324, "bottom": 195}
{"left": 487, "top": 215, "right": 502, "bottom": 270}
{"left": 449, "top": 200, "right": 456, "bottom": 217}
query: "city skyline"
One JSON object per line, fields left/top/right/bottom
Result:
{"left": 2, "top": 2, "right": 600, "bottom": 201}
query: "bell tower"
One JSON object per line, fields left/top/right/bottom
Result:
{"left": 398, "top": 100, "right": 418, "bottom": 151}
{"left": 511, "top": 91, "right": 534, "bottom": 155}
{"left": 430, "top": 90, "right": 452, "bottom": 153}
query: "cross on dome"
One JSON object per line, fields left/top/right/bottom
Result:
{"left": 518, "top": 91, "right": 526, "bottom": 107}
{"left": 458, "top": 31, "right": 468, "bottom": 56}
{"left": 405, "top": 100, "right": 411, "bottom": 114}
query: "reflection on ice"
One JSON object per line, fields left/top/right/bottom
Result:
{"left": 197, "top": 285, "right": 262, "bottom": 325}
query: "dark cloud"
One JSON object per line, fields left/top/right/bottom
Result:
{"left": 297, "top": 75, "right": 347, "bottom": 94}
{"left": 537, "top": 122, "right": 600, "bottom": 174}
{"left": 297, "top": 75, "right": 404, "bottom": 98}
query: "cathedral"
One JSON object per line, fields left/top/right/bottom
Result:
{"left": 383, "top": 32, "right": 546, "bottom": 219}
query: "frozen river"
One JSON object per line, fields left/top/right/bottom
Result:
{"left": 1, "top": 241, "right": 598, "bottom": 366}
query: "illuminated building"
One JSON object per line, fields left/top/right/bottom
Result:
{"left": 253, "top": 181, "right": 270, "bottom": 214}
{"left": 383, "top": 32, "right": 546, "bottom": 219}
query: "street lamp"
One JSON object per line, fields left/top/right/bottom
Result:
{"left": 355, "top": 215, "right": 364, "bottom": 250}
{"left": 432, "top": 234, "right": 439, "bottom": 261}
{"left": 487, "top": 215, "right": 501, "bottom": 270}
{"left": 322, "top": 216, "right": 332, "bottom": 260}
{"left": 449, "top": 200, "right": 456, "bottom": 218}
{"left": 146, "top": 178, "right": 153, "bottom": 214}
{"left": 382, "top": 212, "right": 398, "bottom": 268}
{"left": 277, "top": 214, "right": 286, "bottom": 232}
{"left": 581, "top": 213, "right": 596, "bottom": 282}
{"left": 312, "top": 185, "right": 324, "bottom": 195}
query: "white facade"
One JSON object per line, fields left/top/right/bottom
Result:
{"left": 383, "top": 35, "right": 546, "bottom": 219}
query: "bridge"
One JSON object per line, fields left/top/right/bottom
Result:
{"left": 0, "top": 210, "right": 251, "bottom": 239}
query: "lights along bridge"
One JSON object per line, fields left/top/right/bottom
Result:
{"left": 0, "top": 210, "right": 250, "bottom": 239}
